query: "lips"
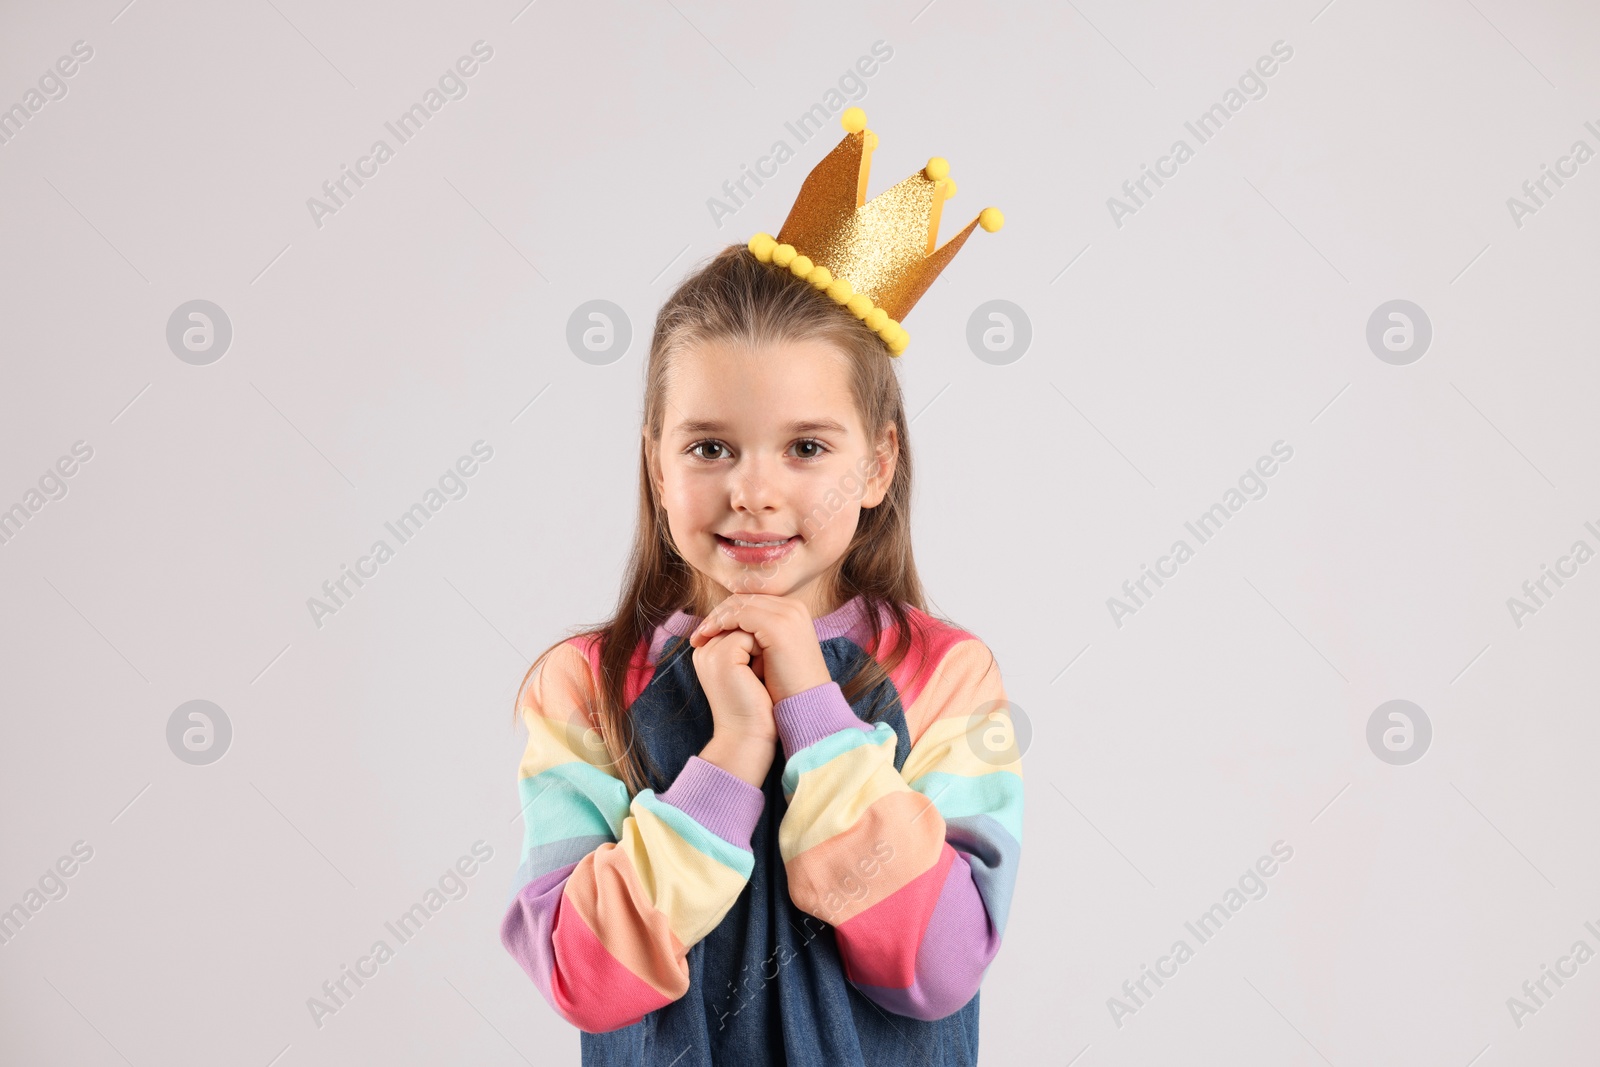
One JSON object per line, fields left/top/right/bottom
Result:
{"left": 715, "top": 532, "right": 799, "bottom": 564}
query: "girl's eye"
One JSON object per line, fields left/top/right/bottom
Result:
{"left": 689, "top": 439, "right": 829, "bottom": 461}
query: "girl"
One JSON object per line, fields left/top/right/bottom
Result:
{"left": 500, "top": 153, "right": 1023, "bottom": 1065}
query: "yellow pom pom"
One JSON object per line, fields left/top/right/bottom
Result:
{"left": 887, "top": 331, "right": 909, "bottom": 355}
{"left": 879, "top": 318, "right": 902, "bottom": 340}
{"left": 924, "top": 157, "right": 949, "bottom": 182}
{"left": 942, "top": 179, "right": 957, "bottom": 199}
{"left": 978, "top": 207, "right": 1004, "bottom": 233}
{"left": 772, "top": 243, "right": 796, "bottom": 267}
{"left": 748, "top": 233, "right": 776, "bottom": 262}
{"left": 808, "top": 265, "right": 833, "bottom": 289}
{"left": 789, "top": 254, "right": 813, "bottom": 277}
{"left": 864, "top": 307, "right": 888, "bottom": 331}
{"left": 841, "top": 107, "right": 867, "bottom": 134}
{"left": 826, "top": 278, "right": 853, "bottom": 303}
{"left": 846, "top": 293, "right": 872, "bottom": 319}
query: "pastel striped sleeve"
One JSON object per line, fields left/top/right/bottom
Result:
{"left": 774, "top": 636, "right": 1023, "bottom": 1022}
{"left": 499, "top": 637, "right": 766, "bottom": 1033}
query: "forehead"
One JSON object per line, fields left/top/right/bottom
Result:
{"left": 664, "top": 336, "right": 861, "bottom": 438}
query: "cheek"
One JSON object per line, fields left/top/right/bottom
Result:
{"left": 799, "top": 490, "right": 861, "bottom": 549}
{"left": 661, "top": 470, "right": 719, "bottom": 527}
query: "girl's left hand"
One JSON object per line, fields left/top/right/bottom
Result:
{"left": 687, "top": 593, "right": 833, "bottom": 705}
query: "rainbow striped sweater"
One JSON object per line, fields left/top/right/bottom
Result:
{"left": 500, "top": 594, "right": 1024, "bottom": 1064}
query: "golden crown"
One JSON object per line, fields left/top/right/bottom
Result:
{"left": 746, "top": 106, "right": 1003, "bottom": 356}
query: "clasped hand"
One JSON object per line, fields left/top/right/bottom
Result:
{"left": 687, "top": 593, "right": 834, "bottom": 745}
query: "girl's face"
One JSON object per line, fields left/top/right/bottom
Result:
{"left": 648, "top": 336, "right": 897, "bottom": 619}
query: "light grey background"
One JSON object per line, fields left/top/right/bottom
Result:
{"left": 2, "top": 0, "right": 1597, "bottom": 1064}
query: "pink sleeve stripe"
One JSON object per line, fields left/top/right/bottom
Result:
{"left": 548, "top": 882, "right": 674, "bottom": 1031}
{"left": 499, "top": 870, "right": 675, "bottom": 1036}
{"left": 500, "top": 861, "right": 576, "bottom": 1008}
{"left": 571, "top": 632, "right": 658, "bottom": 710}
{"left": 833, "top": 841, "right": 954, "bottom": 988}
{"left": 841, "top": 844, "right": 1002, "bottom": 1021}
{"left": 499, "top": 860, "right": 673, "bottom": 1032}
{"left": 867, "top": 611, "right": 975, "bottom": 721}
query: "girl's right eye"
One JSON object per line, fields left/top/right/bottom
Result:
{"left": 689, "top": 441, "right": 728, "bottom": 461}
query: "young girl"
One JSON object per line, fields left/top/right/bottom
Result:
{"left": 500, "top": 109, "right": 1022, "bottom": 1066}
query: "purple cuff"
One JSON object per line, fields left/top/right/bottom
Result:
{"left": 773, "top": 680, "right": 873, "bottom": 761}
{"left": 657, "top": 755, "right": 766, "bottom": 851}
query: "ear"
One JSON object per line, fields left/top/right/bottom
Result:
{"left": 860, "top": 421, "right": 898, "bottom": 509}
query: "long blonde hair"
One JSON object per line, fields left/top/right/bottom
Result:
{"left": 516, "top": 243, "right": 941, "bottom": 794}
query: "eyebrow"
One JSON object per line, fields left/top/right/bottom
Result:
{"left": 671, "top": 417, "right": 849, "bottom": 436}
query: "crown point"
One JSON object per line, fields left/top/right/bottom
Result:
{"left": 789, "top": 254, "right": 814, "bottom": 278}
{"left": 748, "top": 233, "right": 777, "bottom": 262}
{"left": 772, "top": 243, "right": 797, "bottom": 267}
{"left": 864, "top": 130, "right": 878, "bottom": 150}
{"left": 924, "top": 157, "right": 950, "bottom": 182}
{"left": 841, "top": 107, "right": 867, "bottom": 133}
{"left": 808, "top": 265, "right": 833, "bottom": 289}
{"left": 826, "top": 277, "right": 854, "bottom": 303}
{"left": 846, "top": 293, "right": 873, "bottom": 319}
{"left": 979, "top": 207, "right": 1004, "bottom": 233}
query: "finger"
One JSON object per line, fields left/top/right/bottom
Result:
{"left": 691, "top": 600, "right": 746, "bottom": 645}
{"left": 693, "top": 595, "right": 778, "bottom": 643}
{"left": 700, "top": 628, "right": 754, "bottom": 661}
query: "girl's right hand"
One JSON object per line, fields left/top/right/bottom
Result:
{"left": 691, "top": 628, "right": 776, "bottom": 745}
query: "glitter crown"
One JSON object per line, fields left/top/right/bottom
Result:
{"left": 746, "top": 106, "right": 1003, "bottom": 356}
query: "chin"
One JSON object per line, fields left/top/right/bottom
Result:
{"left": 719, "top": 574, "right": 797, "bottom": 597}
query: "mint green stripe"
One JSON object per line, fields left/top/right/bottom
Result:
{"left": 517, "top": 762, "right": 630, "bottom": 849}
{"left": 906, "top": 770, "right": 1024, "bottom": 843}
{"left": 633, "top": 791, "right": 755, "bottom": 879}
{"left": 781, "top": 722, "right": 897, "bottom": 795}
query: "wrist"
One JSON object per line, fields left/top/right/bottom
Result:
{"left": 700, "top": 732, "right": 776, "bottom": 788}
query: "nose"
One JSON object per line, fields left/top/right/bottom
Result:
{"left": 727, "top": 450, "right": 782, "bottom": 513}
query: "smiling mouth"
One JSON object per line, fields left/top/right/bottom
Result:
{"left": 713, "top": 533, "right": 800, "bottom": 562}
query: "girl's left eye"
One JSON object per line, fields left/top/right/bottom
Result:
{"left": 791, "top": 438, "right": 828, "bottom": 460}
